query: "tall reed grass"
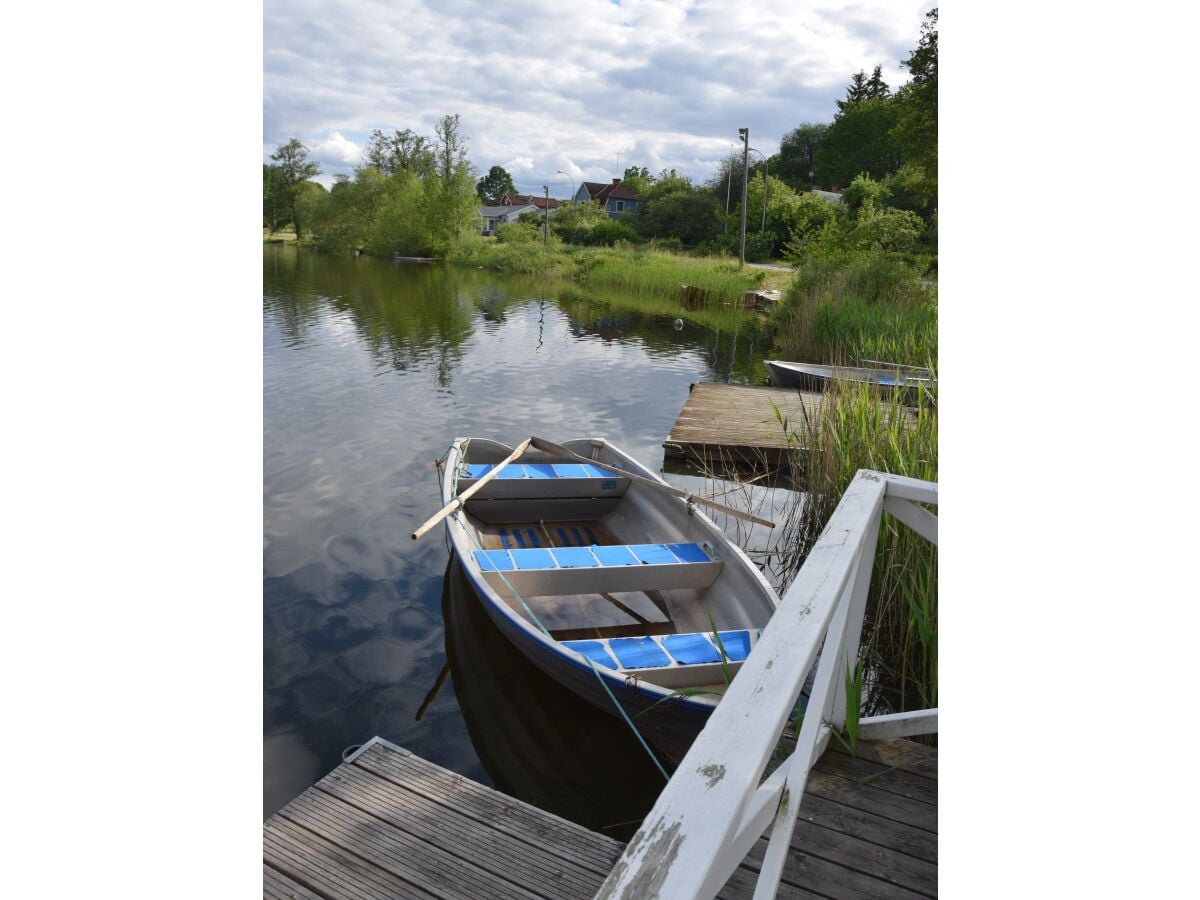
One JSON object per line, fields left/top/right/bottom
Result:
{"left": 770, "top": 252, "right": 936, "bottom": 366}
{"left": 776, "top": 377, "right": 938, "bottom": 718}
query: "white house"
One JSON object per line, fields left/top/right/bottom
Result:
{"left": 477, "top": 204, "right": 540, "bottom": 235}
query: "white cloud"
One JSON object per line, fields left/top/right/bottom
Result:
{"left": 264, "top": 0, "right": 932, "bottom": 193}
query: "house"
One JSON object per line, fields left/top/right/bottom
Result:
{"left": 573, "top": 178, "right": 641, "bottom": 219}
{"left": 477, "top": 203, "right": 540, "bottom": 235}
{"left": 500, "top": 193, "right": 561, "bottom": 211}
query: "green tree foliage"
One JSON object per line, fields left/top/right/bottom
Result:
{"left": 588, "top": 219, "right": 638, "bottom": 246}
{"left": 814, "top": 97, "right": 900, "bottom": 188}
{"left": 637, "top": 189, "right": 723, "bottom": 245}
{"left": 363, "top": 128, "right": 436, "bottom": 177}
{"left": 476, "top": 165, "right": 516, "bottom": 204}
{"left": 777, "top": 123, "right": 828, "bottom": 190}
{"left": 434, "top": 113, "right": 469, "bottom": 180}
{"left": 270, "top": 139, "right": 322, "bottom": 239}
{"left": 495, "top": 220, "right": 537, "bottom": 243}
{"left": 622, "top": 165, "right": 653, "bottom": 195}
{"left": 891, "top": 8, "right": 937, "bottom": 203}
{"left": 263, "top": 164, "right": 289, "bottom": 232}
{"left": 550, "top": 200, "right": 614, "bottom": 244}
{"left": 840, "top": 172, "right": 890, "bottom": 217}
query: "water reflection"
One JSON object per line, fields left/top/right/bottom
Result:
{"left": 442, "top": 555, "right": 664, "bottom": 840}
{"left": 263, "top": 245, "right": 776, "bottom": 819}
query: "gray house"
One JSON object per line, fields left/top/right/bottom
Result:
{"left": 477, "top": 203, "right": 540, "bottom": 235}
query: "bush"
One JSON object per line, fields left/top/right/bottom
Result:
{"left": 495, "top": 220, "right": 537, "bottom": 243}
{"left": 587, "top": 219, "right": 639, "bottom": 246}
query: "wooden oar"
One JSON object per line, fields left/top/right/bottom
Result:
{"left": 411, "top": 438, "right": 532, "bottom": 540}
{"left": 529, "top": 436, "right": 776, "bottom": 528}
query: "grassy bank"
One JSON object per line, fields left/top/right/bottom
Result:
{"left": 768, "top": 252, "right": 937, "bottom": 367}
{"left": 447, "top": 236, "right": 773, "bottom": 305}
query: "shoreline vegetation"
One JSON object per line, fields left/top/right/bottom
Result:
{"left": 263, "top": 9, "right": 938, "bottom": 726}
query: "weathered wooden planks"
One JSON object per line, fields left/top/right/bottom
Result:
{"left": 664, "top": 381, "right": 825, "bottom": 463}
{"left": 264, "top": 736, "right": 936, "bottom": 899}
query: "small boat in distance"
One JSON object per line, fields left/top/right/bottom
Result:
{"left": 427, "top": 436, "right": 782, "bottom": 759}
{"left": 765, "top": 359, "right": 934, "bottom": 402}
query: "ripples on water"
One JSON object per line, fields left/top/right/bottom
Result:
{"left": 262, "top": 246, "right": 777, "bottom": 819}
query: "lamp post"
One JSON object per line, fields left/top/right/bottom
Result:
{"left": 557, "top": 170, "right": 575, "bottom": 207}
{"left": 738, "top": 127, "right": 749, "bottom": 267}
{"left": 542, "top": 185, "right": 549, "bottom": 245}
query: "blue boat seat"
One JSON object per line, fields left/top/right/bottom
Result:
{"left": 563, "top": 629, "right": 761, "bottom": 687}
{"left": 473, "top": 541, "right": 722, "bottom": 598}
{"left": 458, "top": 461, "right": 630, "bottom": 502}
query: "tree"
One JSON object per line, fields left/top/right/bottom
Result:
{"left": 621, "top": 166, "right": 653, "bottom": 195}
{"left": 836, "top": 71, "right": 870, "bottom": 113}
{"left": 434, "top": 113, "right": 469, "bottom": 180}
{"left": 637, "top": 190, "right": 722, "bottom": 245}
{"left": 363, "top": 128, "right": 436, "bottom": 178}
{"left": 476, "top": 165, "right": 516, "bottom": 204}
{"left": 891, "top": 8, "right": 937, "bottom": 199}
{"left": 814, "top": 97, "right": 900, "bottom": 188}
{"left": 270, "top": 139, "right": 322, "bottom": 240}
{"left": 777, "top": 123, "right": 829, "bottom": 189}
{"left": 865, "top": 65, "right": 890, "bottom": 100}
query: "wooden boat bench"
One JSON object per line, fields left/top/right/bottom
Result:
{"left": 472, "top": 541, "right": 722, "bottom": 598}
{"left": 562, "top": 629, "right": 761, "bottom": 688}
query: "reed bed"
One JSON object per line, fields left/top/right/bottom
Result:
{"left": 774, "top": 378, "right": 938, "bottom": 717}
{"left": 448, "top": 238, "right": 769, "bottom": 305}
{"left": 770, "top": 253, "right": 937, "bottom": 366}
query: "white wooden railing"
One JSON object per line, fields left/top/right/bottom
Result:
{"left": 595, "top": 469, "right": 938, "bottom": 899}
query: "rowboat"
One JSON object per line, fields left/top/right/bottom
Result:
{"left": 765, "top": 359, "right": 934, "bottom": 400}
{"left": 429, "top": 436, "right": 782, "bottom": 759}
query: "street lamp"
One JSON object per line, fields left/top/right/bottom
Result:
{"left": 557, "top": 170, "right": 575, "bottom": 207}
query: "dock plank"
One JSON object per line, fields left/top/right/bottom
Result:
{"left": 265, "top": 737, "right": 936, "bottom": 899}
{"left": 664, "top": 382, "right": 824, "bottom": 461}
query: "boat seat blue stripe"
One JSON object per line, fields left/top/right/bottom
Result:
{"left": 714, "top": 630, "right": 752, "bottom": 661}
{"left": 553, "top": 464, "right": 589, "bottom": 479}
{"left": 584, "top": 527, "right": 597, "bottom": 544}
{"left": 551, "top": 547, "right": 598, "bottom": 568}
{"left": 499, "top": 530, "right": 511, "bottom": 549}
{"left": 510, "top": 548, "right": 555, "bottom": 570}
{"left": 662, "top": 633, "right": 722, "bottom": 664}
{"left": 667, "top": 542, "right": 710, "bottom": 563}
{"left": 463, "top": 461, "right": 629, "bottom": 481}
{"left": 475, "top": 550, "right": 514, "bottom": 571}
{"left": 630, "top": 544, "right": 679, "bottom": 565}
{"left": 570, "top": 527, "right": 585, "bottom": 546}
{"left": 591, "top": 545, "right": 639, "bottom": 566}
{"left": 609, "top": 637, "right": 671, "bottom": 669}
{"left": 526, "top": 528, "right": 541, "bottom": 547}
{"left": 513, "top": 529, "right": 526, "bottom": 548}
{"left": 562, "top": 640, "right": 618, "bottom": 669}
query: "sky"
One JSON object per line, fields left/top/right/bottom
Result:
{"left": 264, "top": 0, "right": 933, "bottom": 195}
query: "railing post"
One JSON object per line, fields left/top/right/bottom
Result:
{"left": 828, "top": 507, "right": 883, "bottom": 733}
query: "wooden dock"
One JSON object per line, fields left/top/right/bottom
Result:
{"left": 663, "top": 381, "right": 825, "bottom": 465}
{"left": 263, "top": 736, "right": 936, "bottom": 898}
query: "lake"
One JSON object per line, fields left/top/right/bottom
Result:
{"left": 263, "top": 245, "right": 785, "bottom": 831}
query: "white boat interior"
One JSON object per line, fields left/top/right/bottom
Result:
{"left": 447, "top": 438, "right": 779, "bottom": 694}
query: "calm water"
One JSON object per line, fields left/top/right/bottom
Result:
{"left": 263, "top": 245, "right": 775, "bottom": 824}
